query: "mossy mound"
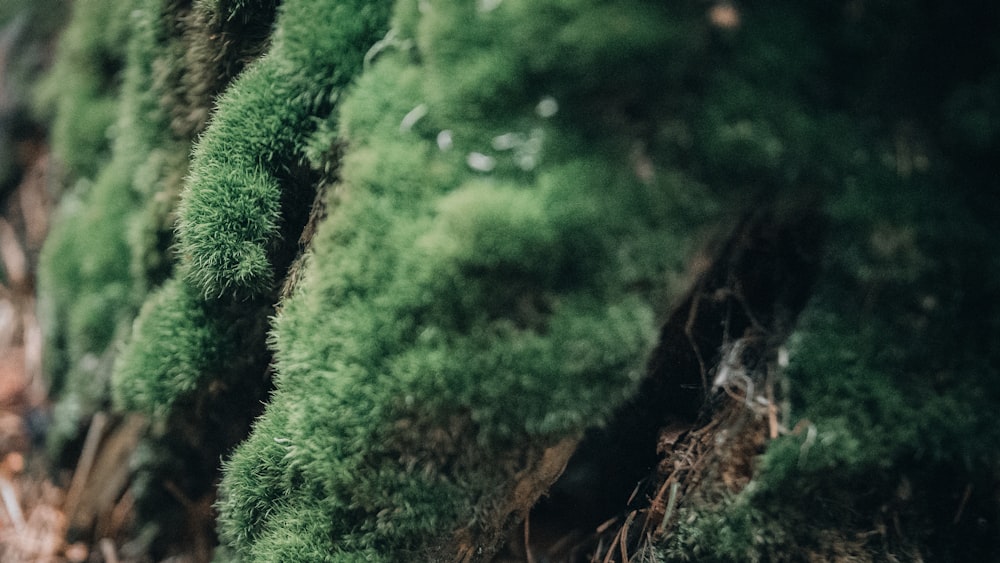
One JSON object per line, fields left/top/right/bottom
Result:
{"left": 175, "top": 0, "right": 393, "bottom": 298}
{"left": 36, "top": 0, "right": 999, "bottom": 560}
{"left": 217, "top": 1, "right": 733, "bottom": 559}
{"left": 38, "top": 0, "right": 277, "bottom": 457}
{"left": 35, "top": 0, "right": 278, "bottom": 553}
{"left": 38, "top": 0, "right": 171, "bottom": 455}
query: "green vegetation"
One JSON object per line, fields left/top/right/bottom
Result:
{"left": 33, "top": 0, "right": 132, "bottom": 180}
{"left": 38, "top": 0, "right": 170, "bottom": 454}
{"left": 215, "top": 1, "right": 732, "bottom": 559}
{"left": 38, "top": 0, "right": 278, "bottom": 455}
{"left": 176, "top": 0, "right": 393, "bottom": 298}
{"left": 654, "top": 2, "right": 1000, "bottom": 561}
{"left": 34, "top": 0, "right": 277, "bottom": 552}
{"left": 112, "top": 0, "right": 391, "bottom": 428}
{"left": 113, "top": 277, "right": 232, "bottom": 416}
{"left": 663, "top": 176, "right": 1000, "bottom": 562}
{"left": 35, "top": 0, "right": 999, "bottom": 560}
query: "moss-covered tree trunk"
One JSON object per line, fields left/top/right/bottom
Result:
{"left": 34, "top": 0, "right": 999, "bottom": 561}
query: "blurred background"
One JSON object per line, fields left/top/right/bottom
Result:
{"left": 1, "top": 2, "right": 100, "bottom": 561}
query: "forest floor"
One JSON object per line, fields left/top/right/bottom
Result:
{"left": 0, "top": 143, "right": 157, "bottom": 563}
{"left": 0, "top": 142, "right": 69, "bottom": 561}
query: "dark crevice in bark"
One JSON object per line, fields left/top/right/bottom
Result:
{"left": 518, "top": 200, "right": 827, "bottom": 562}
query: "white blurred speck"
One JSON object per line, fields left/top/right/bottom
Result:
{"left": 778, "top": 346, "right": 789, "bottom": 368}
{"left": 709, "top": 3, "right": 741, "bottom": 29}
{"left": 437, "top": 130, "right": 453, "bottom": 151}
{"left": 492, "top": 133, "right": 519, "bottom": 150}
{"left": 477, "top": 0, "right": 503, "bottom": 13}
{"left": 536, "top": 96, "right": 559, "bottom": 118}
{"left": 467, "top": 152, "right": 496, "bottom": 172}
{"left": 517, "top": 153, "right": 537, "bottom": 171}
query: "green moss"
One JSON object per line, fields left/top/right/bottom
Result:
{"left": 129, "top": 0, "right": 278, "bottom": 292}
{"left": 94, "top": 3, "right": 397, "bottom": 555}
{"left": 175, "top": 0, "right": 393, "bottom": 298}
{"left": 217, "top": 0, "right": 727, "bottom": 557}
{"left": 38, "top": 165, "right": 136, "bottom": 446}
{"left": 112, "top": 278, "right": 216, "bottom": 415}
{"left": 643, "top": 2, "right": 1000, "bottom": 560}
{"left": 34, "top": 0, "right": 133, "bottom": 179}
{"left": 112, "top": 270, "right": 278, "bottom": 419}
{"left": 109, "top": 0, "right": 393, "bottom": 508}
{"left": 38, "top": 0, "right": 168, "bottom": 452}
{"left": 37, "top": 0, "right": 995, "bottom": 559}
{"left": 164, "top": 0, "right": 279, "bottom": 138}
{"left": 662, "top": 127, "right": 1000, "bottom": 563}
{"left": 39, "top": 0, "right": 272, "bottom": 457}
